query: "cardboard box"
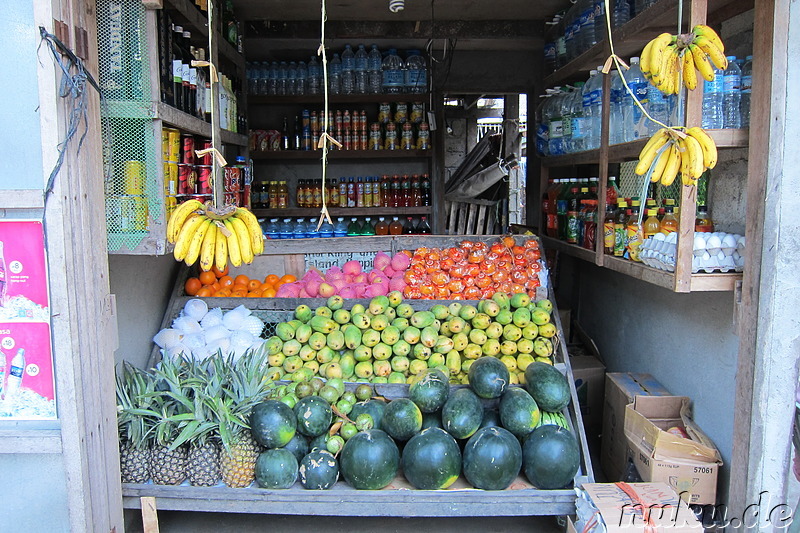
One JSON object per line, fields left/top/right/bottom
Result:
{"left": 578, "top": 482, "right": 704, "bottom": 533}
{"left": 601, "top": 373, "right": 671, "bottom": 481}
{"left": 569, "top": 324, "right": 606, "bottom": 440}
{"left": 625, "top": 396, "right": 722, "bottom": 505}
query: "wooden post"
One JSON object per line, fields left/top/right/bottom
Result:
{"left": 597, "top": 70, "right": 612, "bottom": 267}
{"left": 141, "top": 497, "right": 161, "bottom": 533}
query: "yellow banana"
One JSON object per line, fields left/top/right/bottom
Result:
{"left": 692, "top": 24, "right": 724, "bottom": 53}
{"left": 223, "top": 219, "right": 242, "bottom": 267}
{"left": 184, "top": 218, "right": 213, "bottom": 267}
{"left": 234, "top": 208, "right": 264, "bottom": 255}
{"left": 650, "top": 142, "right": 673, "bottom": 183}
{"left": 694, "top": 35, "right": 727, "bottom": 70}
{"left": 678, "top": 138, "right": 692, "bottom": 185}
{"left": 198, "top": 219, "right": 217, "bottom": 272}
{"left": 660, "top": 142, "right": 682, "bottom": 186}
{"left": 682, "top": 134, "right": 705, "bottom": 180}
{"left": 635, "top": 129, "right": 671, "bottom": 175}
{"left": 690, "top": 43, "right": 715, "bottom": 82}
{"left": 648, "top": 33, "right": 676, "bottom": 83}
{"left": 166, "top": 199, "right": 202, "bottom": 243}
{"left": 662, "top": 47, "right": 681, "bottom": 94}
{"left": 640, "top": 39, "right": 655, "bottom": 76}
{"left": 686, "top": 126, "right": 718, "bottom": 169}
{"left": 682, "top": 50, "right": 698, "bottom": 90}
{"left": 173, "top": 213, "right": 205, "bottom": 261}
{"left": 229, "top": 216, "right": 253, "bottom": 264}
{"left": 214, "top": 224, "right": 228, "bottom": 272}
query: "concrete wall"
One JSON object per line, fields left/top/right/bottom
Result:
{"left": 0, "top": 454, "right": 70, "bottom": 531}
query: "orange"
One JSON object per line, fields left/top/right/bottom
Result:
{"left": 234, "top": 274, "right": 250, "bottom": 286}
{"left": 219, "top": 275, "right": 234, "bottom": 288}
{"left": 502, "top": 236, "right": 516, "bottom": 249}
{"left": 231, "top": 288, "right": 247, "bottom": 298}
{"left": 273, "top": 280, "right": 285, "bottom": 290}
{"left": 185, "top": 277, "right": 202, "bottom": 296}
{"left": 246, "top": 290, "right": 262, "bottom": 298}
{"left": 199, "top": 271, "right": 216, "bottom": 285}
{"left": 196, "top": 287, "right": 213, "bottom": 297}
{"left": 279, "top": 274, "right": 297, "bottom": 284}
{"left": 212, "top": 264, "right": 229, "bottom": 278}
{"left": 265, "top": 274, "right": 280, "bottom": 286}
{"left": 211, "top": 282, "right": 221, "bottom": 293}
{"left": 216, "top": 288, "right": 232, "bottom": 297}
{"left": 248, "top": 279, "right": 261, "bottom": 291}
{"left": 259, "top": 282, "right": 273, "bottom": 292}
{"left": 262, "top": 288, "right": 276, "bottom": 298}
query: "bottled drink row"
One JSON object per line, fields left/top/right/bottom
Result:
{"left": 262, "top": 216, "right": 431, "bottom": 239}
{"left": 246, "top": 44, "right": 428, "bottom": 96}
{"left": 251, "top": 174, "right": 432, "bottom": 210}
{"left": 155, "top": 10, "right": 245, "bottom": 132}
{"left": 536, "top": 54, "right": 752, "bottom": 157}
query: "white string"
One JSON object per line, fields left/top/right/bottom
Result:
{"left": 314, "top": 0, "right": 334, "bottom": 231}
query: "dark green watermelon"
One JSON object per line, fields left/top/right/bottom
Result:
{"left": 522, "top": 425, "right": 580, "bottom": 489}
{"left": 524, "top": 362, "right": 571, "bottom": 412}
{"left": 480, "top": 409, "right": 501, "bottom": 429}
{"left": 499, "top": 387, "right": 541, "bottom": 439}
{"left": 350, "top": 399, "right": 387, "bottom": 431}
{"left": 462, "top": 427, "right": 522, "bottom": 490}
{"left": 382, "top": 398, "right": 423, "bottom": 441}
{"left": 308, "top": 433, "right": 330, "bottom": 452}
{"left": 409, "top": 369, "right": 450, "bottom": 413}
{"left": 250, "top": 400, "right": 297, "bottom": 448}
{"left": 255, "top": 448, "right": 298, "bottom": 489}
{"left": 421, "top": 411, "right": 443, "bottom": 430}
{"left": 442, "top": 388, "right": 483, "bottom": 439}
{"left": 293, "top": 396, "right": 333, "bottom": 437}
{"left": 340, "top": 429, "right": 400, "bottom": 490}
{"left": 282, "top": 432, "right": 310, "bottom": 463}
{"left": 401, "top": 428, "right": 462, "bottom": 489}
{"left": 468, "top": 357, "right": 510, "bottom": 399}
{"left": 299, "top": 449, "right": 340, "bottom": 490}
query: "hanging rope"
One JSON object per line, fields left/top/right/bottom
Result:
{"left": 38, "top": 27, "right": 101, "bottom": 199}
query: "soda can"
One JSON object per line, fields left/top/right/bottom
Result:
{"left": 165, "top": 195, "right": 178, "bottom": 221}
{"left": 167, "top": 128, "right": 181, "bottom": 162}
{"left": 224, "top": 192, "right": 238, "bottom": 206}
{"left": 378, "top": 102, "right": 391, "bottom": 124}
{"left": 177, "top": 163, "right": 196, "bottom": 195}
{"left": 198, "top": 139, "right": 213, "bottom": 165}
{"left": 189, "top": 194, "right": 213, "bottom": 204}
{"left": 162, "top": 129, "right": 170, "bottom": 161}
{"left": 196, "top": 165, "right": 213, "bottom": 194}
{"left": 123, "top": 160, "right": 145, "bottom": 195}
{"left": 108, "top": 194, "right": 148, "bottom": 233}
{"left": 224, "top": 166, "right": 242, "bottom": 193}
{"left": 394, "top": 102, "right": 408, "bottom": 124}
{"left": 241, "top": 182, "right": 251, "bottom": 210}
{"left": 181, "top": 134, "right": 195, "bottom": 165}
{"left": 163, "top": 161, "right": 178, "bottom": 195}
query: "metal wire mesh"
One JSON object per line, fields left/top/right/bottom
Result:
{"left": 618, "top": 160, "right": 680, "bottom": 207}
{"left": 97, "top": 0, "right": 161, "bottom": 251}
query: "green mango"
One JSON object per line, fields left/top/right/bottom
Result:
{"left": 512, "top": 308, "right": 531, "bottom": 327}
{"left": 420, "top": 326, "right": 439, "bottom": 348}
{"left": 344, "top": 327, "right": 363, "bottom": 349}
{"left": 445, "top": 350, "right": 462, "bottom": 375}
{"left": 502, "top": 324, "right": 523, "bottom": 342}
{"left": 410, "top": 311, "right": 436, "bottom": 329}
{"left": 396, "top": 303, "right": 414, "bottom": 318}
{"left": 370, "top": 314, "right": 390, "bottom": 331}
{"left": 510, "top": 292, "right": 531, "bottom": 310}
{"left": 308, "top": 331, "right": 327, "bottom": 351}
{"left": 430, "top": 304, "right": 450, "bottom": 321}
{"left": 368, "top": 295, "right": 390, "bottom": 315}
{"left": 403, "top": 326, "right": 421, "bottom": 345}
{"left": 353, "top": 344, "right": 373, "bottom": 362}
{"left": 332, "top": 309, "right": 351, "bottom": 325}
{"left": 380, "top": 326, "right": 401, "bottom": 346}
{"left": 351, "top": 313, "right": 372, "bottom": 330}
{"left": 452, "top": 332, "right": 469, "bottom": 352}
{"left": 309, "top": 315, "right": 337, "bottom": 334}
{"left": 372, "top": 342, "right": 392, "bottom": 361}
{"left": 462, "top": 343, "right": 482, "bottom": 360}
{"left": 361, "top": 329, "right": 381, "bottom": 347}
{"left": 392, "top": 339, "right": 411, "bottom": 357}
{"left": 326, "top": 330, "right": 345, "bottom": 351}
{"left": 294, "top": 304, "right": 313, "bottom": 323}
{"left": 275, "top": 322, "right": 296, "bottom": 342}
{"left": 412, "top": 343, "right": 432, "bottom": 361}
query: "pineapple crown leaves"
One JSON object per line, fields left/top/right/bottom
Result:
{"left": 115, "top": 362, "right": 157, "bottom": 450}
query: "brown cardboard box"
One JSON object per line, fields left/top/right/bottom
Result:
{"left": 624, "top": 396, "right": 722, "bottom": 505}
{"left": 601, "top": 373, "right": 671, "bottom": 481}
{"left": 579, "top": 482, "right": 704, "bottom": 532}
{"left": 569, "top": 324, "right": 606, "bottom": 440}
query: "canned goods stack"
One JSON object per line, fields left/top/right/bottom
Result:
{"left": 107, "top": 159, "right": 150, "bottom": 234}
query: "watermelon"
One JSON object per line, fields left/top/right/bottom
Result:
{"left": 299, "top": 449, "right": 339, "bottom": 490}
{"left": 282, "top": 432, "right": 310, "bottom": 463}
{"left": 524, "top": 362, "right": 571, "bottom": 412}
{"left": 309, "top": 433, "right": 330, "bottom": 452}
{"left": 255, "top": 448, "right": 298, "bottom": 489}
{"left": 421, "top": 411, "right": 443, "bottom": 430}
{"left": 468, "top": 357, "right": 510, "bottom": 399}
{"left": 401, "top": 428, "right": 462, "bottom": 490}
{"left": 536, "top": 411, "right": 570, "bottom": 429}
{"left": 462, "top": 427, "right": 522, "bottom": 490}
{"left": 340, "top": 429, "right": 400, "bottom": 490}
{"left": 480, "top": 409, "right": 502, "bottom": 429}
{"left": 350, "top": 399, "right": 387, "bottom": 431}
{"left": 382, "top": 398, "right": 423, "bottom": 441}
{"left": 499, "top": 387, "right": 541, "bottom": 439}
{"left": 250, "top": 400, "right": 297, "bottom": 448}
{"left": 442, "top": 388, "right": 483, "bottom": 439}
{"left": 293, "top": 396, "right": 334, "bottom": 437}
{"left": 409, "top": 369, "right": 450, "bottom": 413}
{"left": 522, "top": 425, "right": 580, "bottom": 489}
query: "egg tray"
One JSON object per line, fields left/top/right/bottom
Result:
{"left": 638, "top": 231, "right": 745, "bottom": 273}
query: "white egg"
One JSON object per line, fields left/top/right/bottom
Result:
{"left": 737, "top": 236, "right": 746, "bottom": 252}
{"left": 653, "top": 232, "right": 666, "bottom": 241}
{"left": 699, "top": 232, "right": 712, "bottom": 241}
{"left": 702, "top": 251, "right": 712, "bottom": 260}
{"left": 721, "top": 234, "right": 737, "bottom": 255}
{"left": 665, "top": 231, "right": 678, "bottom": 244}
{"left": 693, "top": 235, "right": 707, "bottom": 256}
{"left": 706, "top": 235, "right": 722, "bottom": 255}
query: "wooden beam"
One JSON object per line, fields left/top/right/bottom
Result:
{"left": 141, "top": 497, "right": 160, "bottom": 533}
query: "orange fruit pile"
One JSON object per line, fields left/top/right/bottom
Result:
{"left": 402, "top": 236, "right": 543, "bottom": 300}
{"left": 184, "top": 264, "right": 297, "bottom": 298}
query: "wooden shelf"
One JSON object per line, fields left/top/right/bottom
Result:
{"left": 254, "top": 206, "right": 432, "bottom": 217}
{"left": 249, "top": 94, "right": 429, "bottom": 105}
{"left": 540, "top": 236, "right": 598, "bottom": 264}
{"left": 155, "top": 102, "right": 248, "bottom": 146}
{"left": 251, "top": 149, "right": 431, "bottom": 161}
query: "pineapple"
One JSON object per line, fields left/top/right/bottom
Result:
{"left": 182, "top": 357, "right": 221, "bottom": 487}
{"left": 147, "top": 356, "right": 192, "bottom": 486}
{"left": 116, "top": 363, "right": 154, "bottom": 484}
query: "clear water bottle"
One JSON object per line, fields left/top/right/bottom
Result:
{"left": 701, "top": 63, "right": 725, "bottom": 129}
{"left": 258, "top": 62, "right": 270, "bottom": 96}
{"left": 581, "top": 72, "right": 596, "bottom": 149}
{"left": 354, "top": 44, "right": 368, "bottom": 94}
{"left": 544, "top": 41, "right": 557, "bottom": 73}
{"left": 247, "top": 62, "right": 258, "bottom": 95}
{"left": 319, "top": 219, "right": 335, "bottom": 238}
{"left": 287, "top": 61, "right": 297, "bottom": 95}
{"left": 609, "top": 71, "right": 625, "bottom": 144}
{"left": 623, "top": 57, "right": 648, "bottom": 141}
{"left": 265, "top": 218, "right": 280, "bottom": 240}
{"left": 268, "top": 62, "right": 279, "bottom": 95}
{"left": 405, "top": 50, "right": 428, "bottom": 93}
{"left": 306, "top": 219, "right": 319, "bottom": 239}
{"left": 560, "top": 87, "right": 574, "bottom": 153}
{"left": 535, "top": 91, "right": 552, "bottom": 156}
{"left": 579, "top": 0, "right": 597, "bottom": 52}
{"left": 612, "top": 0, "right": 630, "bottom": 28}
{"left": 646, "top": 80, "right": 669, "bottom": 134}
{"left": 382, "top": 48, "right": 405, "bottom": 94}
{"left": 740, "top": 55, "right": 752, "bottom": 127}
{"left": 722, "top": 56, "right": 741, "bottom": 129}
{"left": 279, "top": 218, "right": 293, "bottom": 239}
{"left": 328, "top": 53, "right": 342, "bottom": 95}
{"left": 341, "top": 44, "right": 355, "bottom": 94}
{"left": 292, "top": 218, "right": 306, "bottom": 239}
{"left": 593, "top": 0, "right": 606, "bottom": 45}
{"left": 277, "top": 61, "right": 288, "bottom": 96}
{"left": 555, "top": 16, "right": 567, "bottom": 68}
{"left": 308, "top": 56, "right": 321, "bottom": 95}
{"left": 296, "top": 61, "right": 307, "bottom": 96}
{"left": 367, "top": 44, "right": 383, "bottom": 94}
{"left": 564, "top": 8, "right": 578, "bottom": 60}
{"left": 570, "top": 82, "right": 586, "bottom": 152}
{"left": 546, "top": 88, "right": 564, "bottom": 156}
{"left": 588, "top": 68, "right": 604, "bottom": 149}
{"left": 333, "top": 217, "right": 348, "bottom": 237}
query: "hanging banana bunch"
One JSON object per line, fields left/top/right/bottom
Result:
{"left": 640, "top": 25, "right": 727, "bottom": 95}
{"left": 635, "top": 127, "right": 718, "bottom": 187}
{"left": 166, "top": 201, "right": 264, "bottom": 271}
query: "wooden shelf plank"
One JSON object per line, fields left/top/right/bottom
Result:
{"left": 249, "top": 94, "right": 429, "bottom": 106}
{"left": 155, "top": 103, "right": 247, "bottom": 146}
{"left": 254, "top": 206, "right": 431, "bottom": 217}
{"left": 540, "top": 236, "right": 598, "bottom": 264}
{"left": 251, "top": 149, "right": 431, "bottom": 161}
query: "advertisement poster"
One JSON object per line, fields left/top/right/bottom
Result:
{"left": 0, "top": 221, "right": 55, "bottom": 420}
